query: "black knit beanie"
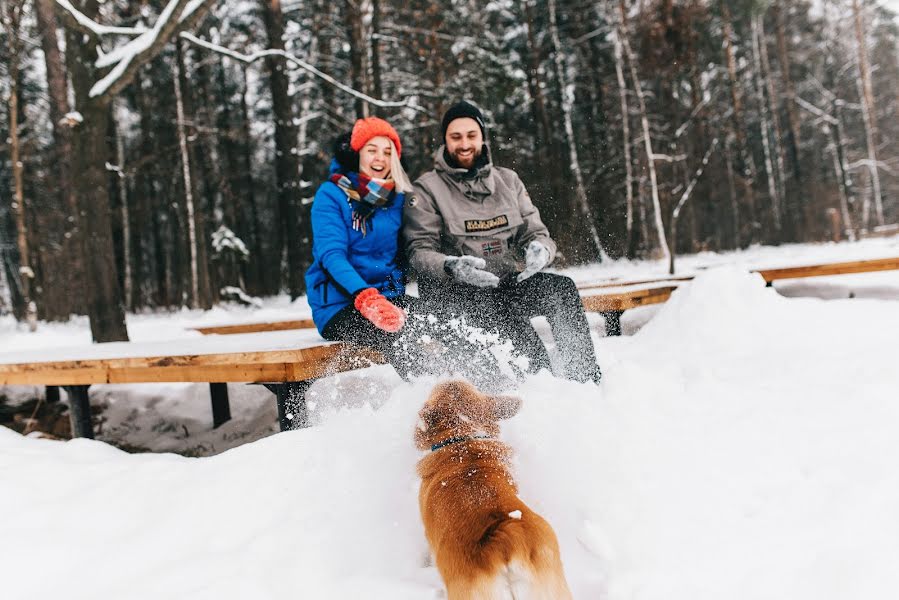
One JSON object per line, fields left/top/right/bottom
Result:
{"left": 441, "top": 100, "right": 487, "bottom": 141}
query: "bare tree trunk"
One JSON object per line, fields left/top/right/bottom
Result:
{"left": 524, "top": 1, "right": 553, "bottom": 162}
{"left": 757, "top": 14, "right": 787, "bottom": 212}
{"left": 238, "top": 66, "right": 266, "bottom": 295}
{"left": 345, "top": 0, "right": 369, "bottom": 117}
{"left": 261, "top": 0, "right": 307, "bottom": 298}
{"left": 721, "top": 0, "right": 757, "bottom": 246}
{"left": 370, "top": 0, "right": 383, "bottom": 101}
{"left": 751, "top": 15, "right": 781, "bottom": 234}
{"left": 66, "top": 88, "right": 129, "bottom": 340}
{"left": 610, "top": 9, "right": 635, "bottom": 255}
{"left": 851, "top": 0, "right": 885, "bottom": 229}
{"left": 4, "top": 0, "right": 36, "bottom": 329}
{"left": 618, "top": 0, "right": 668, "bottom": 261}
{"left": 173, "top": 44, "right": 200, "bottom": 309}
{"left": 34, "top": 0, "right": 85, "bottom": 317}
{"left": 773, "top": 0, "right": 805, "bottom": 235}
{"left": 548, "top": 0, "right": 604, "bottom": 261}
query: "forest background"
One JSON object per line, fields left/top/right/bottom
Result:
{"left": 0, "top": 0, "right": 897, "bottom": 342}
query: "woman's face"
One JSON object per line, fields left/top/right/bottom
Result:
{"left": 358, "top": 136, "right": 393, "bottom": 178}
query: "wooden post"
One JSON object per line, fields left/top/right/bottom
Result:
{"left": 63, "top": 385, "right": 92, "bottom": 439}
{"left": 209, "top": 383, "right": 231, "bottom": 428}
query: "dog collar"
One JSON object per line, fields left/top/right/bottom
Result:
{"left": 430, "top": 433, "right": 493, "bottom": 452}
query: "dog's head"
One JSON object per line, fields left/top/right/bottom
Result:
{"left": 414, "top": 380, "right": 522, "bottom": 451}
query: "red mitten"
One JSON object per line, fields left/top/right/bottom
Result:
{"left": 354, "top": 288, "right": 406, "bottom": 333}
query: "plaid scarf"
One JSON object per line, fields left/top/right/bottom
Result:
{"left": 330, "top": 171, "right": 396, "bottom": 236}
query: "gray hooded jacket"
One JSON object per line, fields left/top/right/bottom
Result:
{"left": 404, "top": 146, "right": 557, "bottom": 282}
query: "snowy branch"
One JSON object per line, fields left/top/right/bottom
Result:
{"left": 847, "top": 159, "right": 896, "bottom": 176}
{"left": 53, "top": 0, "right": 148, "bottom": 37}
{"left": 795, "top": 95, "right": 839, "bottom": 125}
{"left": 672, "top": 138, "right": 720, "bottom": 220}
{"left": 53, "top": 0, "right": 214, "bottom": 100}
{"left": 651, "top": 153, "right": 688, "bottom": 163}
{"left": 180, "top": 33, "right": 424, "bottom": 112}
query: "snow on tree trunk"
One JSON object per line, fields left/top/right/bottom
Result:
{"left": 851, "top": 0, "right": 885, "bottom": 229}
{"left": 114, "top": 103, "right": 133, "bottom": 311}
{"left": 173, "top": 46, "right": 200, "bottom": 309}
{"left": 751, "top": 14, "right": 781, "bottom": 233}
{"left": 548, "top": 0, "right": 605, "bottom": 261}
{"left": 617, "top": 0, "right": 668, "bottom": 262}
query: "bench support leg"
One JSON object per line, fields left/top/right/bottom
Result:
{"left": 602, "top": 310, "right": 623, "bottom": 337}
{"left": 46, "top": 385, "right": 60, "bottom": 404}
{"left": 263, "top": 381, "right": 313, "bottom": 431}
{"left": 63, "top": 385, "right": 93, "bottom": 439}
{"left": 209, "top": 383, "right": 231, "bottom": 428}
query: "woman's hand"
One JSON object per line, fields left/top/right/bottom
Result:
{"left": 354, "top": 288, "right": 406, "bottom": 333}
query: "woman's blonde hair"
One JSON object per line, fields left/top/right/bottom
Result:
{"left": 389, "top": 140, "right": 413, "bottom": 193}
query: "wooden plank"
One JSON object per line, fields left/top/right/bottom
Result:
{"left": 578, "top": 275, "right": 694, "bottom": 291}
{"left": 581, "top": 286, "right": 676, "bottom": 312}
{"left": 191, "top": 319, "right": 316, "bottom": 335}
{"left": 756, "top": 256, "right": 899, "bottom": 282}
{"left": 0, "top": 344, "right": 387, "bottom": 386}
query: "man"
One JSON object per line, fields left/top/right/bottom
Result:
{"left": 404, "top": 100, "right": 601, "bottom": 384}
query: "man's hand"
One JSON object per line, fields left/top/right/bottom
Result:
{"left": 444, "top": 256, "right": 500, "bottom": 288}
{"left": 516, "top": 241, "right": 551, "bottom": 282}
{"left": 354, "top": 288, "right": 406, "bottom": 332}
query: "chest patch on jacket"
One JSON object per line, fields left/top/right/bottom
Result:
{"left": 464, "top": 214, "right": 509, "bottom": 232}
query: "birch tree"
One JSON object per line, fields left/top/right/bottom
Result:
{"left": 2, "top": 0, "right": 36, "bottom": 330}
{"left": 548, "top": 0, "right": 604, "bottom": 261}
{"left": 851, "top": 0, "right": 885, "bottom": 229}
{"left": 617, "top": 0, "right": 669, "bottom": 261}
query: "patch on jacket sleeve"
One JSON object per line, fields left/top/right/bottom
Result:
{"left": 464, "top": 214, "right": 509, "bottom": 232}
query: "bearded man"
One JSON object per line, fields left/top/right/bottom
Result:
{"left": 403, "top": 100, "right": 601, "bottom": 384}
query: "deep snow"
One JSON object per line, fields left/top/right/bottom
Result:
{"left": 2, "top": 237, "right": 899, "bottom": 598}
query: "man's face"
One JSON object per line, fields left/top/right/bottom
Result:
{"left": 445, "top": 117, "right": 483, "bottom": 169}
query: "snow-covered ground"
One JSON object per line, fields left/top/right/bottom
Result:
{"left": 2, "top": 236, "right": 899, "bottom": 599}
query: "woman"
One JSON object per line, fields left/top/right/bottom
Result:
{"left": 305, "top": 117, "right": 507, "bottom": 388}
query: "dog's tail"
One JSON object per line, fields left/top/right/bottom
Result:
{"left": 478, "top": 512, "right": 574, "bottom": 600}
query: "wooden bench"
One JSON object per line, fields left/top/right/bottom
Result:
{"left": 190, "top": 284, "right": 682, "bottom": 339}
{"left": 0, "top": 332, "right": 385, "bottom": 439}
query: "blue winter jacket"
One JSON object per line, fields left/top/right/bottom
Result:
{"left": 305, "top": 160, "right": 406, "bottom": 333}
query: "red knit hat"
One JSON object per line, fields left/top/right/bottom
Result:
{"left": 350, "top": 117, "right": 402, "bottom": 156}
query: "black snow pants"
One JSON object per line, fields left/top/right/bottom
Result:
{"left": 321, "top": 295, "right": 512, "bottom": 392}
{"left": 419, "top": 272, "right": 601, "bottom": 384}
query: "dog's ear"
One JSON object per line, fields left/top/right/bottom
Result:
{"left": 489, "top": 395, "right": 522, "bottom": 420}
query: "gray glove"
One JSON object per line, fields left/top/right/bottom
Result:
{"left": 444, "top": 256, "right": 500, "bottom": 288}
{"left": 516, "top": 241, "right": 551, "bottom": 282}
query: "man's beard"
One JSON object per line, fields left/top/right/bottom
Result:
{"left": 449, "top": 145, "right": 482, "bottom": 169}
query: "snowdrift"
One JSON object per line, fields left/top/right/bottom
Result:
{"left": 2, "top": 268, "right": 899, "bottom": 599}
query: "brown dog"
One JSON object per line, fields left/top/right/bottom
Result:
{"left": 415, "top": 380, "right": 573, "bottom": 600}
